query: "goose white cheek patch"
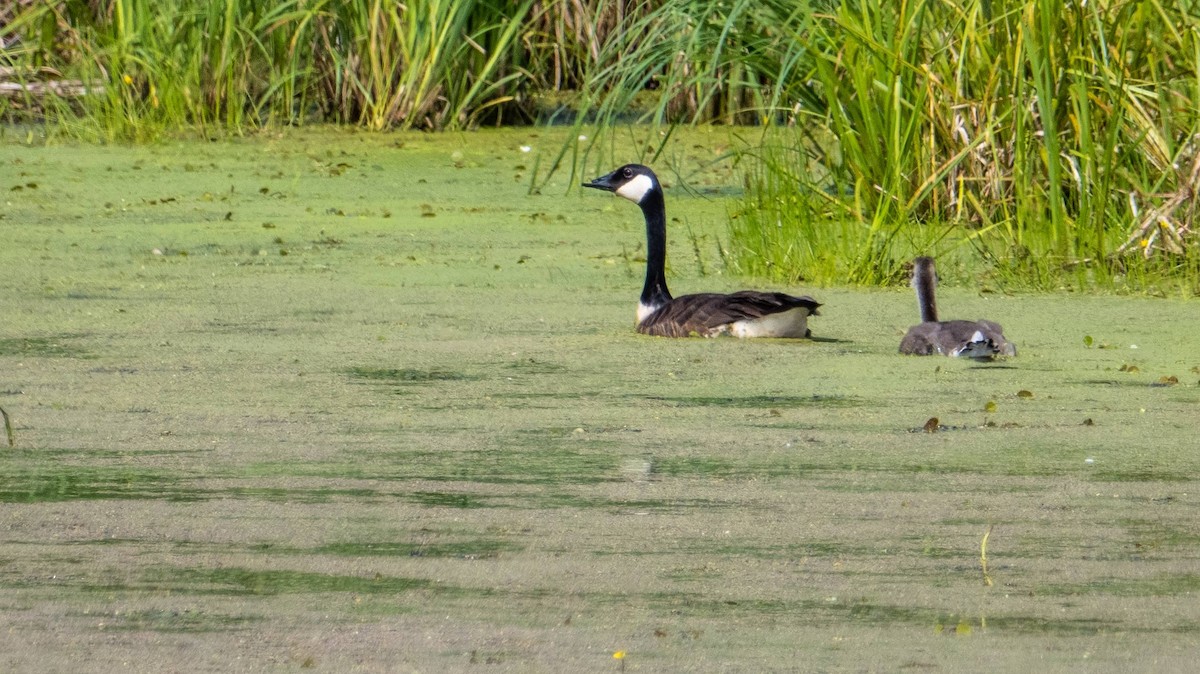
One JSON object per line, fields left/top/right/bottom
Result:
{"left": 615, "top": 174, "right": 655, "bottom": 203}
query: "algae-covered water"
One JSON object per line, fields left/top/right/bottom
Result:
{"left": 1, "top": 127, "right": 1198, "bottom": 671}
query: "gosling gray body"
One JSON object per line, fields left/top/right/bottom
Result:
{"left": 583, "top": 164, "right": 820, "bottom": 338}
{"left": 899, "top": 257, "right": 1015, "bottom": 359}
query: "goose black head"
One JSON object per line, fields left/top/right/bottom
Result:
{"left": 582, "top": 164, "right": 660, "bottom": 205}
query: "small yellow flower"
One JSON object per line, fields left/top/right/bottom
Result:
{"left": 613, "top": 651, "right": 626, "bottom": 660}
{"left": 1140, "top": 238, "right": 1149, "bottom": 248}
{"left": 122, "top": 74, "right": 133, "bottom": 85}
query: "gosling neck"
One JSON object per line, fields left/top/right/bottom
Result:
{"left": 912, "top": 258, "right": 939, "bottom": 323}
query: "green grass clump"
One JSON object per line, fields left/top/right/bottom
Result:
{"left": 1, "top": 1, "right": 820, "bottom": 136}
{"left": 727, "top": 0, "right": 1200, "bottom": 291}
{"left": 0, "top": 0, "right": 544, "bottom": 136}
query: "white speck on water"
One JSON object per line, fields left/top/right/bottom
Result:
{"left": 1130, "top": 344, "right": 1138, "bottom": 349}
{"left": 1084, "top": 457, "right": 1095, "bottom": 464}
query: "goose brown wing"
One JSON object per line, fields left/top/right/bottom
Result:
{"left": 638, "top": 291, "right": 821, "bottom": 337}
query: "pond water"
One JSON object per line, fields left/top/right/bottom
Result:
{"left": 1, "top": 127, "right": 1198, "bottom": 671}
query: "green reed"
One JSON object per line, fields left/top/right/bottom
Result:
{"left": 0, "top": 0, "right": 546, "bottom": 133}
{"left": 727, "top": 0, "right": 1200, "bottom": 291}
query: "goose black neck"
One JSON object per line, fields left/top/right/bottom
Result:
{"left": 913, "top": 259, "right": 939, "bottom": 323}
{"left": 639, "top": 189, "right": 672, "bottom": 307}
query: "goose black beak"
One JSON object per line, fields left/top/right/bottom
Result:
{"left": 582, "top": 170, "right": 619, "bottom": 192}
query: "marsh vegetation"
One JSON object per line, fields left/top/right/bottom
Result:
{"left": 3, "top": 1, "right": 1200, "bottom": 290}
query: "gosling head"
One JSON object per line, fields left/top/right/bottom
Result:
{"left": 911, "top": 256, "right": 938, "bottom": 289}
{"left": 582, "top": 164, "right": 659, "bottom": 205}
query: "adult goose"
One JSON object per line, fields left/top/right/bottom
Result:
{"left": 583, "top": 164, "right": 821, "bottom": 338}
{"left": 898, "top": 256, "right": 1016, "bottom": 359}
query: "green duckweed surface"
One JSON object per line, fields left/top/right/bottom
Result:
{"left": 1, "top": 127, "right": 1198, "bottom": 672}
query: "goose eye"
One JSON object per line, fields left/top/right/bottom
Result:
{"left": 622, "top": 168, "right": 633, "bottom": 178}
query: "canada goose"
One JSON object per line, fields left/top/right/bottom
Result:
{"left": 583, "top": 164, "right": 821, "bottom": 338}
{"left": 899, "top": 257, "right": 1016, "bottom": 359}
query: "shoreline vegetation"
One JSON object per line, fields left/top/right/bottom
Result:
{"left": 2, "top": 0, "right": 1199, "bottom": 292}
